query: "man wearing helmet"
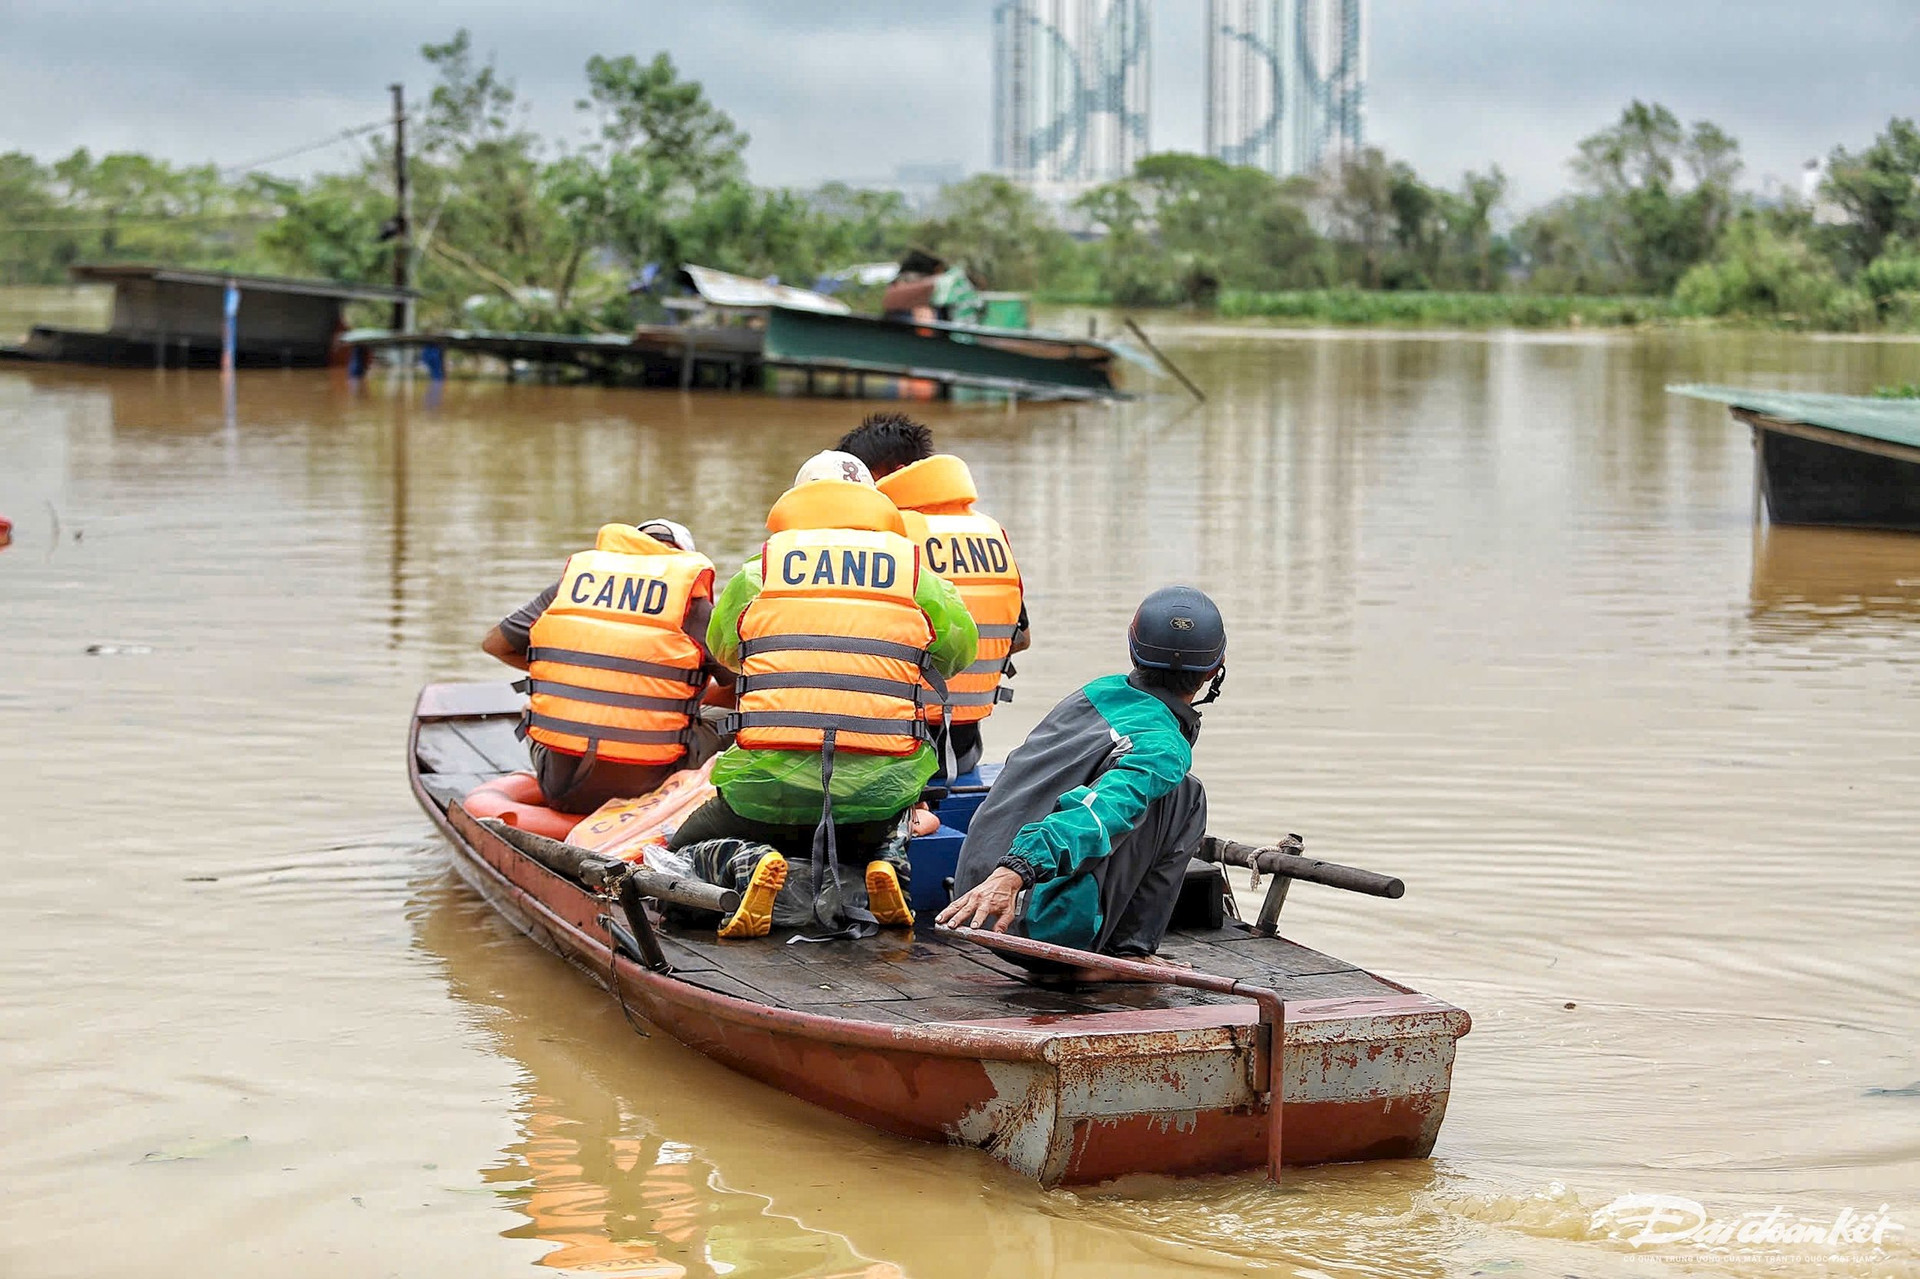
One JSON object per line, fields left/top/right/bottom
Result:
{"left": 938, "top": 586, "right": 1225, "bottom": 962}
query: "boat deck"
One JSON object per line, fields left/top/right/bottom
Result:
{"left": 414, "top": 697, "right": 1405, "bottom": 1025}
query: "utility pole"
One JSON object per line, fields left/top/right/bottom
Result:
{"left": 389, "top": 82, "right": 411, "bottom": 333}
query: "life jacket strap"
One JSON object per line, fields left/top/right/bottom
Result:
{"left": 943, "top": 688, "right": 1006, "bottom": 708}
{"left": 974, "top": 623, "right": 1022, "bottom": 640}
{"left": 544, "top": 739, "right": 600, "bottom": 807}
{"left": 962, "top": 655, "right": 1010, "bottom": 677}
{"left": 526, "top": 646, "right": 702, "bottom": 685}
{"left": 738, "top": 634, "right": 930, "bottom": 666}
{"left": 523, "top": 712, "right": 693, "bottom": 746}
{"left": 799, "top": 727, "right": 879, "bottom": 942}
{"left": 724, "top": 709, "right": 929, "bottom": 741}
{"left": 735, "top": 670, "right": 927, "bottom": 702}
{"left": 525, "top": 677, "right": 702, "bottom": 715}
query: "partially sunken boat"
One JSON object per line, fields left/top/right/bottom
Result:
{"left": 345, "top": 264, "right": 1150, "bottom": 401}
{"left": 410, "top": 681, "right": 1471, "bottom": 1186}
{"left": 1674, "top": 385, "right": 1920, "bottom": 531}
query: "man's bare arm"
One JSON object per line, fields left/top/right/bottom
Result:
{"left": 481, "top": 625, "right": 530, "bottom": 671}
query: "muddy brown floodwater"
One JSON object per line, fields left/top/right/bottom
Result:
{"left": 3, "top": 324, "right": 1918, "bottom": 1279}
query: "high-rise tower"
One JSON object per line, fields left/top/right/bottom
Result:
{"left": 993, "top": 0, "right": 1151, "bottom": 191}
{"left": 1205, "top": 0, "right": 1366, "bottom": 177}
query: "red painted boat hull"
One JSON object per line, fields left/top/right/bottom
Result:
{"left": 412, "top": 694, "right": 1470, "bottom": 1186}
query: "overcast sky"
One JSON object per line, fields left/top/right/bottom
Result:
{"left": 2, "top": 1, "right": 1916, "bottom": 211}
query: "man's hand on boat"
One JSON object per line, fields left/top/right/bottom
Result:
{"left": 936, "top": 867, "right": 1023, "bottom": 932}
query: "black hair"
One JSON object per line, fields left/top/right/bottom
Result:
{"left": 1132, "top": 664, "right": 1211, "bottom": 699}
{"left": 836, "top": 412, "right": 934, "bottom": 477}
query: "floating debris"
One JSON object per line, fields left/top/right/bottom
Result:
{"left": 138, "top": 1135, "right": 249, "bottom": 1164}
{"left": 1865, "top": 1081, "right": 1920, "bottom": 1098}
{"left": 85, "top": 644, "right": 154, "bottom": 656}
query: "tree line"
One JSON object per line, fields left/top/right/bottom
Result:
{"left": 3, "top": 31, "right": 1918, "bottom": 332}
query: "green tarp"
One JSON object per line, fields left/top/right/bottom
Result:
{"left": 1670, "top": 384, "right": 1920, "bottom": 453}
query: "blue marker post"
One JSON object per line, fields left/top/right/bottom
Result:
{"left": 221, "top": 280, "right": 240, "bottom": 379}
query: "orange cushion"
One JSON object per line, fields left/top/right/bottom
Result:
{"left": 463, "top": 772, "right": 580, "bottom": 841}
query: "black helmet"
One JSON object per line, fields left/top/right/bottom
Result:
{"left": 1128, "top": 586, "right": 1226, "bottom": 673}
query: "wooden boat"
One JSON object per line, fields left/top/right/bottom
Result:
{"left": 1674, "top": 385, "right": 1920, "bottom": 532}
{"left": 410, "top": 681, "right": 1471, "bottom": 1186}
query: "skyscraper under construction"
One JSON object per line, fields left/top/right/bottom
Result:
{"left": 1205, "top": 0, "right": 1367, "bottom": 178}
{"left": 992, "top": 0, "right": 1151, "bottom": 191}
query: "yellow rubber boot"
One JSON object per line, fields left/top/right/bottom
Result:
{"left": 717, "top": 850, "right": 787, "bottom": 939}
{"left": 864, "top": 860, "right": 914, "bottom": 928}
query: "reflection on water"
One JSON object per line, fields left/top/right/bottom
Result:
{"left": 1750, "top": 523, "right": 1920, "bottom": 648}
{"left": 416, "top": 880, "right": 899, "bottom": 1278}
{"left": 3, "top": 326, "right": 1918, "bottom": 1279}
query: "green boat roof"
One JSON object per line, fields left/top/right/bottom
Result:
{"left": 1670, "top": 384, "right": 1920, "bottom": 453}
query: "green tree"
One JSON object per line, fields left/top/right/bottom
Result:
{"left": 0, "top": 152, "right": 65, "bottom": 283}
{"left": 548, "top": 49, "right": 751, "bottom": 300}
{"left": 405, "top": 30, "right": 572, "bottom": 323}
{"left": 1674, "top": 212, "right": 1867, "bottom": 328}
{"left": 1326, "top": 148, "right": 1398, "bottom": 287}
{"left": 1444, "top": 168, "right": 1510, "bottom": 290}
{"left": 1822, "top": 118, "right": 1920, "bottom": 271}
{"left": 912, "top": 175, "right": 1071, "bottom": 292}
{"left": 1858, "top": 239, "right": 1920, "bottom": 326}
{"left": 255, "top": 167, "right": 396, "bottom": 286}
{"left": 1073, "top": 179, "right": 1172, "bottom": 303}
{"left": 1560, "top": 100, "right": 1744, "bottom": 293}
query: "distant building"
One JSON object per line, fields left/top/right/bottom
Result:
{"left": 892, "top": 162, "right": 968, "bottom": 211}
{"left": 992, "top": 0, "right": 1151, "bottom": 194}
{"left": 1205, "top": 0, "right": 1367, "bottom": 178}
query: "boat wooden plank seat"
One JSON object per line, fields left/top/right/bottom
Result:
{"left": 416, "top": 717, "right": 531, "bottom": 776}
{"left": 415, "top": 682, "right": 527, "bottom": 720}
{"left": 415, "top": 722, "right": 509, "bottom": 777}
{"left": 447, "top": 717, "right": 532, "bottom": 774}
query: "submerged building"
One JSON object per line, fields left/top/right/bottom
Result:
{"left": 1205, "top": 0, "right": 1367, "bottom": 178}
{"left": 0, "top": 263, "right": 409, "bottom": 368}
{"left": 992, "top": 0, "right": 1151, "bottom": 192}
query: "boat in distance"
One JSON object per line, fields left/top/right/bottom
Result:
{"left": 410, "top": 680, "right": 1471, "bottom": 1186}
{"left": 1674, "top": 385, "right": 1920, "bottom": 532}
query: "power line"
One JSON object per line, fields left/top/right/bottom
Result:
{"left": 218, "top": 117, "right": 395, "bottom": 177}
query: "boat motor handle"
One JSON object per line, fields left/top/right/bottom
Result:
{"left": 1199, "top": 836, "right": 1404, "bottom": 899}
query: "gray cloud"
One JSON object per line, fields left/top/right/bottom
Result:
{"left": 1, "top": 0, "right": 1915, "bottom": 213}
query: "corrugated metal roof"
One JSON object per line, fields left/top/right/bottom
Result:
{"left": 676, "top": 265, "right": 850, "bottom": 315}
{"left": 1670, "top": 384, "right": 1920, "bottom": 453}
{"left": 70, "top": 263, "right": 412, "bottom": 303}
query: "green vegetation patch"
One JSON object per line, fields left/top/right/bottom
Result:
{"left": 1215, "top": 289, "right": 1676, "bottom": 328}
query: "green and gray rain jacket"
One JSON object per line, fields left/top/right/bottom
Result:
{"left": 952, "top": 673, "right": 1202, "bottom": 948}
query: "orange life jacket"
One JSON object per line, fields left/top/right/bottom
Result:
{"left": 878, "top": 454, "right": 1023, "bottom": 725}
{"left": 731, "top": 481, "right": 938, "bottom": 757}
{"left": 525, "top": 524, "right": 715, "bottom": 766}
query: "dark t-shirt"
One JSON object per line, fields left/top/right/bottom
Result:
{"left": 499, "top": 583, "right": 729, "bottom": 685}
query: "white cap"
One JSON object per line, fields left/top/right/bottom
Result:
{"left": 635, "top": 518, "right": 696, "bottom": 552}
{"left": 793, "top": 450, "right": 874, "bottom": 487}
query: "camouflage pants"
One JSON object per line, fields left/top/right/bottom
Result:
{"left": 677, "top": 799, "right": 913, "bottom": 930}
